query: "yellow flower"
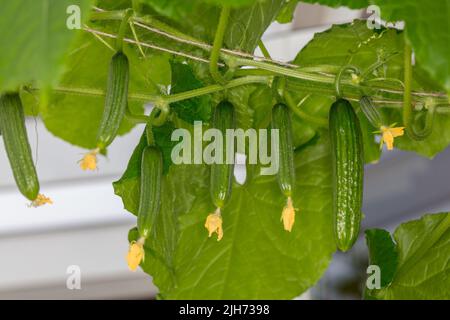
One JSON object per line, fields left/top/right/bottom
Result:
{"left": 204, "top": 208, "right": 223, "bottom": 241}
{"left": 126, "top": 238, "right": 145, "bottom": 271}
{"left": 281, "top": 196, "right": 296, "bottom": 232}
{"left": 30, "top": 194, "right": 53, "bottom": 208}
{"left": 78, "top": 148, "right": 99, "bottom": 171}
{"left": 380, "top": 126, "right": 405, "bottom": 151}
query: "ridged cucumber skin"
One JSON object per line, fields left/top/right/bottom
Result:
{"left": 0, "top": 93, "right": 39, "bottom": 200}
{"left": 137, "top": 146, "right": 163, "bottom": 238}
{"left": 210, "top": 101, "right": 235, "bottom": 209}
{"left": 271, "top": 103, "right": 295, "bottom": 197}
{"left": 97, "top": 51, "right": 129, "bottom": 150}
{"left": 329, "top": 99, "right": 364, "bottom": 252}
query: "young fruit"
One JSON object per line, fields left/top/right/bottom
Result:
{"left": 80, "top": 51, "right": 129, "bottom": 171}
{"left": 210, "top": 101, "right": 235, "bottom": 208}
{"left": 0, "top": 92, "right": 51, "bottom": 206}
{"left": 97, "top": 50, "right": 130, "bottom": 150}
{"left": 127, "top": 145, "right": 163, "bottom": 272}
{"left": 137, "top": 146, "right": 163, "bottom": 239}
{"left": 271, "top": 103, "right": 296, "bottom": 232}
{"left": 329, "top": 98, "right": 364, "bottom": 251}
{"left": 205, "top": 101, "right": 235, "bottom": 241}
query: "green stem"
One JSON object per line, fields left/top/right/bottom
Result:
{"left": 402, "top": 43, "right": 434, "bottom": 140}
{"left": 335, "top": 65, "right": 360, "bottom": 98}
{"left": 90, "top": 10, "right": 125, "bottom": 21}
{"left": 284, "top": 91, "right": 328, "bottom": 127}
{"left": 402, "top": 43, "right": 413, "bottom": 132}
{"left": 210, "top": 6, "right": 231, "bottom": 84}
{"left": 125, "top": 109, "right": 149, "bottom": 124}
{"left": 258, "top": 40, "right": 271, "bottom": 59}
{"left": 151, "top": 104, "right": 170, "bottom": 127}
{"left": 116, "top": 9, "right": 133, "bottom": 51}
{"left": 163, "top": 76, "right": 269, "bottom": 104}
{"left": 234, "top": 68, "right": 276, "bottom": 77}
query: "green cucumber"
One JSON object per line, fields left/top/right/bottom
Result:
{"left": 271, "top": 103, "right": 295, "bottom": 197}
{"left": 210, "top": 101, "right": 235, "bottom": 209}
{"left": 0, "top": 92, "right": 39, "bottom": 200}
{"left": 97, "top": 50, "right": 129, "bottom": 150}
{"left": 137, "top": 146, "right": 163, "bottom": 238}
{"left": 329, "top": 98, "right": 364, "bottom": 252}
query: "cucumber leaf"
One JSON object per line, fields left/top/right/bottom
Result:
{"left": 170, "top": 62, "right": 212, "bottom": 123}
{"left": 365, "top": 229, "right": 398, "bottom": 288}
{"left": 301, "top": 0, "right": 450, "bottom": 95}
{"left": 365, "top": 212, "right": 450, "bottom": 300}
{"left": 0, "top": 0, "right": 93, "bottom": 91}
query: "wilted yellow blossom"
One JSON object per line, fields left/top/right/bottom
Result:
{"left": 380, "top": 126, "right": 405, "bottom": 151}
{"left": 205, "top": 208, "right": 223, "bottom": 241}
{"left": 127, "top": 237, "right": 145, "bottom": 271}
{"left": 79, "top": 148, "right": 99, "bottom": 171}
{"left": 30, "top": 194, "right": 53, "bottom": 208}
{"left": 281, "top": 196, "right": 296, "bottom": 232}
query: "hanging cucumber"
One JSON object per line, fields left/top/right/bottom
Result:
{"left": 79, "top": 50, "right": 129, "bottom": 171}
{"left": 205, "top": 100, "right": 235, "bottom": 241}
{"left": 0, "top": 92, "right": 51, "bottom": 206}
{"left": 127, "top": 144, "right": 163, "bottom": 271}
{"left": 271, "top": 103, "right": 296, "bottom": 232}
{"left": 137, "top": 146, "right": 163, "bottom": 238}
{"left": 329, "top": 98, "right": 364, "bottom": 251}
{"left": 97, "top": 51, "right": 130, "bottom": 150}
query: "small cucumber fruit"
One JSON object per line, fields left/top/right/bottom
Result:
{"left": 0, "top": 92, "right": 39, "bottom": 200}
{"left": 97, "top": 51, "right": 129, "bottom": 150}
{"left": 271, "top": 103, "right": 295, "bottom": 197}
{"left": 329, "top": 98, "right": 364, "bottom": 251}
{"left": 210, "top": 101, "right": 235, "bottom": 209}
{"left": 137, "top": 146, "right": 163, "bottom": 238}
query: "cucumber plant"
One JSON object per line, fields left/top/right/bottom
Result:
{"left": 2, "top": 0, "right": 450, "bottom": 300}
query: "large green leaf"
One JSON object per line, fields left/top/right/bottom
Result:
{"left": 225, "top": 0, "right": 286, "bottom": 52}
{"left": 170, "top": 62, "right": 212, "bottom": 123}
{"left": 141, "top": 0, "right": 286, "bottom": 53}
{"left": 366, "top": 212, "right": 450, "bottom": 300}
{"left": 365, "top": 229, "right": 398, "bottom": 288}
{"left": 301, "top": 0, "right": 450, "bottom": 94}
{"left": 373, "top": 0, "right": 450, "bottom": 94}
{"left": 0, "top": 0, "right": 93, "bottom": 91}
{"left": 115, "top": 134, "right": 336, "bottom": 299}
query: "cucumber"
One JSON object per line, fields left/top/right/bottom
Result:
{"left": 329, "top": 98, "right": 364, "bottom": 251}
{"left": 96, "top": 51, "right": 129, "bottom": 150}
{"left": 0, "top": 92, "right": 39, "bottom": 201}
{"left": 271, "top": 103, "right": 295, "bottom": 197}
{"left": 137, "top": 146, "right": 163, "bottom": 238}
{"left": 210, "top": 100, "right": 235, "bottom": 209}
